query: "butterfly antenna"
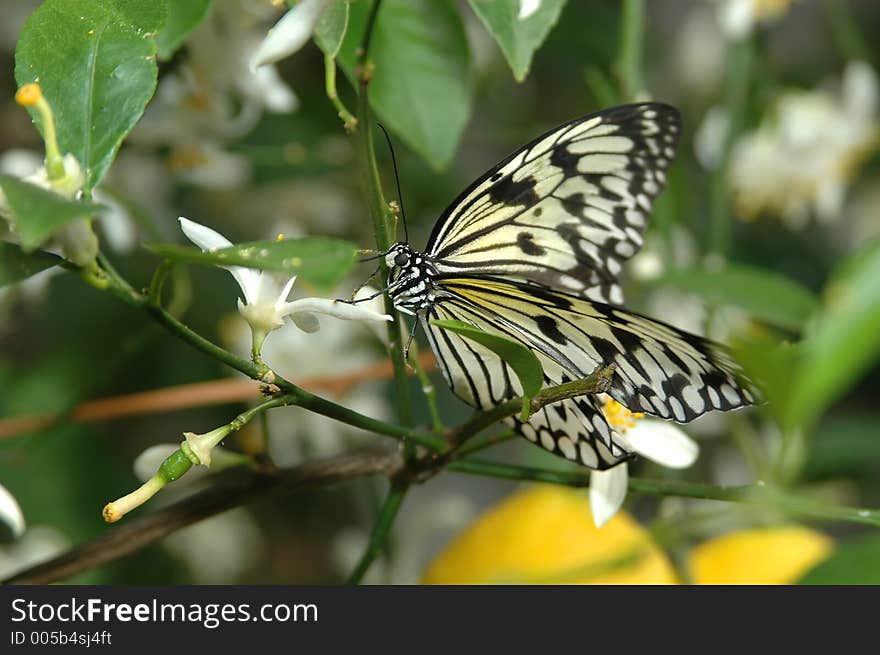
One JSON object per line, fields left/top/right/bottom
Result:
{"left": 377, "top": 123, "right": 409, "bottom": 243}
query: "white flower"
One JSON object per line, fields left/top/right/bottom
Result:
{"left": 590, "top": 395, "right": 699, "bottom": 528}
{"left": 694, "top": 105, "right": 731, "bottom": 171}
{"left": 168, "top": 142, "right": 251, "bottom": 189}
{"left": 0, "top": 526, "right": 69, "bottom": 579}
{"left": 0, "top": 150, "right": 98, "bottom": 267}
{"left": 250, "top": 0, "right": 334, "bottom": 70}
{"left": 179, "top": 217, "right": 391, "bottom": 354}
{"left": 130, "top": 1, "right": 296, "bottom": 188}
{"left": 713, "top": 0, "right": 793, "bottom": 40}
{"left": 518, "top": 0, "right": 541, "bottom": 20}
{"left": 0, "top": 482, "right": 25, "bottom": 538}
{"left": 729, "top": 61, "right": 879, "bottom": 227}
{"left": 163, "top": 508, "right": 263, "bottom": 583}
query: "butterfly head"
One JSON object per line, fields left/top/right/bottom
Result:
{"left": 385, "top": 242, "right": 437, "bottom": 314}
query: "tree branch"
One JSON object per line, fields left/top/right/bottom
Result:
{"left": 3, "top": 446, "right": 403, "bottom": 585}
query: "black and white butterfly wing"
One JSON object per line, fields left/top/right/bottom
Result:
{"left": 425, "top": 103, "right": 680, "bottom": 304}
{"left": 423, "top": 300, "right": 632, "bottom": 470}
{"left": 429, "top": 276, "right": 755, "bottom": 435}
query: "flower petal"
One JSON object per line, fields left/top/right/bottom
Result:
{"left": 280, "top": 297, "right": 393, "bottom": 324}
{"left": 249, "top": 0, "right": 333, "bottom": 71}
{"left": 624, "top": 420, "right": 699, "bottom": 469}
{"left": 290, "top": 311, "right": 321, "bottom": 333}
{"left": 178, "top": 216, "right": 260, "bottom": 304}
{"left": 589, "top": 465, "right": 628, "bottom": 528}
{"left": 0, "top": 482, "right": 25, "bottom": 538}
{"left": 518, "top": 0, "right": 541, "bottom": 20}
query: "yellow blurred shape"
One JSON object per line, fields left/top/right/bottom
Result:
{"left": 690, "top": 526, "right": 833, "bottom": 585}
{"left": 422, "top": 485, "right": 677, "bottom": 584}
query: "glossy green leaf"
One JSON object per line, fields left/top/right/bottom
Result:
{"left": 111, "top": 0, "right": 167, "bottom": 32}
{"left": 467, "top": 0, "right": 567, "bottom": 81}
{"left": 15, "top": 0, "right": 160, "bottom": 190}
{"left": 314, "top": 0, "right": 349, "bottom": 58}
{"left": 430, "top": 318, "right": 544, "bottom": 419}
{"left": 798, "top": 535, "right": 880, "bottom": 585}
{"left": 0, "top": 175, "right": 103, "bottom": 250}
{"left": 340, "top": 0, "right": 473, "bottom": 170}
{"left": 655, "top": 264, "right": 819, "bottom": 331}
{"left": 0, "top": 241, "right": 64, "bottom": 287}
{"left": 147, "top": 237, "right": 358, "bottom": 293}
{"left": 157, "top": 0, "right": 214, "bottom": 59}
{"left": 786, "top": 240, "right": 880, "bottom": 430}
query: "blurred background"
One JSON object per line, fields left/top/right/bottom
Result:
{"left": 0, "top": 0, "right": 878, "bottom": 584}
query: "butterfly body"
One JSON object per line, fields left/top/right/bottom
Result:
{"left": 383, "top": 103, "right": 756, "bottom": 470}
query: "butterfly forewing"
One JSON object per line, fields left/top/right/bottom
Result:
{"left": 426, "top": 103, "right": 681, "bottom": 304}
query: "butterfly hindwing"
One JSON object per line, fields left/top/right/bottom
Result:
{"left": 426, "top": 103, "right": 681, "bottom": 304}
{"left": 434, "top": 276, "right": 757, "bottom": 424}
{"left": 423, "top": 303, "right": 632, "bottom": 469}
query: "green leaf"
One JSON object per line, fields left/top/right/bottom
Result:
{"left": 110, "top": 0, "right": 167, "bottom": 32}
{"left": 0, "top": 241, "right": 64, "bottom": 287}
{"left": 430, "top": 318, "right": 544, "bottom": 419}
{"left": 786, "top": 240, "right": 880, "bottom": 430}
{"left": 15, "top": 0, "right": 160, "bottom": 190}
{"left": 467, "top": 0, "right": 567, "bottom": 81}
{"left": 157, "top": 0, "right": 214, "bottom": 59}
{"left": 340, "top": 0, "right": 473, "bottom": 170}
{"left": 804, "top": 414, "right": 880, "bottom": 479}
{"left": 0, "top": 175, "right": 103, "bottom": 250}
{"left": 798, "top": 535, "right": 880, "bottom": 584}
{"left": 314, "top": 0, "right": 349, "bottom": 58}
{"left": 147, "top": 237, "right": 359, "bottom": 294}
{"left": 731, "top": 334, "right": 798, "bottom": 426}
{"left": 654, "top": 264, "right": 819, "bottom": 332}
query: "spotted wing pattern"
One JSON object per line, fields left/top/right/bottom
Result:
{"left": 423, "top": 300, "right": 632, "bottom": 469}
{"left": 423, "top": 276, "right": 756, "bottom": 467}
{"left": 425, "top": 103, "right": 681, "bottom": 304}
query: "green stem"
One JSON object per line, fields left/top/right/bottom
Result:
{"left": 324, "top": 53, "right": 357, "bottom": 132}
{"left": 97, "top": 251, "right": 443, "bottom": 451}
{"left": 583, "top": 66, "right": 620, "bottom": 107}
{"left": 449, "top": 459, "right": 880, "bottom": 528}
{"left": 822, "top": 0, "right": 871, "bottom": 62}
{"left": 444, "top": 365, "right": 615, "bottom": 448}
{"left": 708, "top": 37, "right": 753, "bottom": 256}
{"left": 148, "top": 259, "right": 174, "bottom": 307}
{"left": 454, "top": 429, "right": 517, "bottom": 458}
{"left": 409, "top": 343, "right": 444, "bottom": 432}
{"left": 355, "top": 0, "right": 413, "bottom": 443}
{"left": 616, "top": 0, "right": 644, "bottom": 100}
{"left": 347, "top": 483, "right": 408, "bottom": 584}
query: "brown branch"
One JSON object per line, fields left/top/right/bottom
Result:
{"left": 0, "top": 352, "right": 436, "bottom": 440}
{"left": 3, "top": 446, "right": 403, "bottom": 585}
{"left": 2, "top": 367, "right": 613, "bottom": 584}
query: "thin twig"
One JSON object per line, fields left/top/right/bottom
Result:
{"left": 0, "top": 352, "right": 436, "bottom": 440}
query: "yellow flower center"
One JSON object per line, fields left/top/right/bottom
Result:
{"left": 602, "top": 397, "right": 644, "bottom": 432}
{"left": 276, "top": 233, "right": 285, "bottom": 241}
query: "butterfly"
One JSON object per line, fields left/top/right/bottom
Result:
{"left": 379, "top": 103, "right": 756, "bottom": 470}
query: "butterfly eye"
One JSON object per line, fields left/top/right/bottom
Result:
{"left": 394, "top": 252, "right": 409, "bottom": 267}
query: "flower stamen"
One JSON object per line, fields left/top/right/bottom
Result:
{"left": 15, "top": 83, "right": 65, "bottom": 181}
{"left": 602, "top": 397, "right": 645, "bottom": 432}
